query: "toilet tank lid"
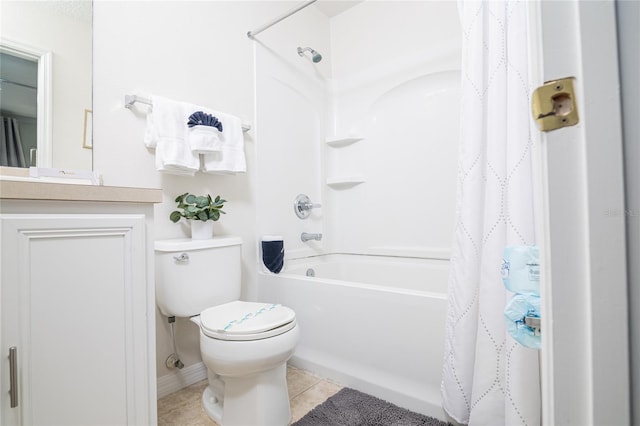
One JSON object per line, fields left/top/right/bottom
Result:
{"left": 155, "top": 236, "right": 242, "bottom": 252}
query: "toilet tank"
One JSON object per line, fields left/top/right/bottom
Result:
{"left": 155, "top": 236, "right": 242, "bottom": 317}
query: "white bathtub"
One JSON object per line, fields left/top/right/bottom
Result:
{"left": 258, "top": 253, "right": 448, "bottom": 420}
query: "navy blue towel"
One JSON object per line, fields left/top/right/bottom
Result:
{"left": 262, "top": 236, "right": 284, "bottom": 274}
{"left": 187, "top": 111, "right": 223, "bottom": 132}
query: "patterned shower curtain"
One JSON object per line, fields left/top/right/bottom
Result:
{"left": 1, "top": 116, "right": 27, "bottom": 167}
{"left": 441, "top": 1, "right": 540, "bottom": 425}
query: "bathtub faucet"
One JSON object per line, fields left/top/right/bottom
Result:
{"left": 301, "top": 232, "right": 322, "bottom": 242}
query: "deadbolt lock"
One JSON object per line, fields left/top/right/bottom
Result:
{"left": 532, "top": 77, "right": 579, "bottom": 132}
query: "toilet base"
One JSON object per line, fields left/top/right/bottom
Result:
{"left": 202, "top": 385, "right": 223, "bottom": 423}
{"left": 202, "top": 363, "right": 291, "bottom": 426}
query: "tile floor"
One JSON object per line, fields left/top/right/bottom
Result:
{"left": 157, "top": 365, "right": 343, "bottom": 425}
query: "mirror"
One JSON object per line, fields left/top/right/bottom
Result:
{"left": 0, "top": 0, "right": 92, "bottom": 170}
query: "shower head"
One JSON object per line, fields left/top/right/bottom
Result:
{"left": 297, "top": 46, "right": 322, "bottom": 63}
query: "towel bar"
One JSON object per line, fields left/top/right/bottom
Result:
{"left": 124, "top": 94, "right": 251, "bottom": 132}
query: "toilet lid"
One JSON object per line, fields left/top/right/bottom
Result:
{"left": 200, "top": 301, "right": 296, "bottom": 341}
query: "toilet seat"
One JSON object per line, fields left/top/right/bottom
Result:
{"left": 199, "top": 301, "right": 296, "bottom": 341}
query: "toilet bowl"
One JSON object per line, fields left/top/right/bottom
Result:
{"left": 192, "top": 300, "right": 300, "bottom": 425}
{"left": 155, "top": 238, "right": 299, "bottom": 426}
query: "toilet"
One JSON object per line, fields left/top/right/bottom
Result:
{"left": 155, "top": 237, "right": 300, "bottom": 426}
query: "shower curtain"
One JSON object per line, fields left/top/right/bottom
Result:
{"left": 1, "top": 116, "right": 27, "bottom": 167}
{"left": 441, "top": 1, "right": 540, "bottom": 425}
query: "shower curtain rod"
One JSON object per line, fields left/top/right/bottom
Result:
{"left": 247, "top": 0, "right": 318, "bottom": 38}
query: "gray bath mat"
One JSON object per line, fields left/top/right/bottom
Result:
{"left": 292, "top": 387, "right": 450, "bottom": 426}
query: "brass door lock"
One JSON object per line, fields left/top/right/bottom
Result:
{"left": 532, "top": 77, "right": 579, "bottom": 132}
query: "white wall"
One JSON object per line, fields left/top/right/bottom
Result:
{"left": 1, "top": 0, "right": 92, "bottom": 170}
{"left": 93, "top": 0, "right": 462, "bottom": 386}
{"left": 93, "top": 0, "right": 297, "bottom": 380}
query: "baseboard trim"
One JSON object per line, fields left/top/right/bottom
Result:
{"left": 157, "top": 362, "right": 208, "bottom": 399}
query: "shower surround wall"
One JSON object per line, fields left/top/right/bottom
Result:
{"left": 256, "top": 0, "right": 462, "bottom": 417}
{"left": 255, "top": 5, "right": 331, "bottom": 260}
{"left": 256, "top": 1, "right": 462, "bottom": 261}
{"left": 326, "top": 2, "right": 462, "bottom": 258}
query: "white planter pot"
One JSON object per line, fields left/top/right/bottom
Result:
{"left": 191, "top": 220, "right": 214, "bottom": 240}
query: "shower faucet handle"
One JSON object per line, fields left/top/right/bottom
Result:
{"left": 294, "top": 194, "right": 321, "bottom": 219}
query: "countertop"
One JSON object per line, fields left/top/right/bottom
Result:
{"left": 0, "top": 180, "right": 162, "bottom": 204}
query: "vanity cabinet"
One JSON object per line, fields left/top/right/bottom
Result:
{"left": 0, "top": 181, "right": 161, "bottom": 425}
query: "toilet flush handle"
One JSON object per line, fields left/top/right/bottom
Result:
{"left": 173, "top": 253, "right": 189, "bottom": 262}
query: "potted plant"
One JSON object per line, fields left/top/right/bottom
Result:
{"left": 170, "top": 193, "right": 226, "bottom": 239}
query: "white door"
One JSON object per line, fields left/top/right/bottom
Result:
{"left": 532, "top": 1, "right": 630, "bottom": 424}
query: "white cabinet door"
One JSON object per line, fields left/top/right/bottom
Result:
{"left": 1, "top": 214, "right": 149, "bottom": 425}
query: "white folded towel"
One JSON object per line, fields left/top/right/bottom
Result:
{"left": 154, "top": 136, "right": 200, "bottom": 175}
{"left": 143, "top": 109, "right": 158, "bottom": 148}
{"left": 200, "top": 111, "right": 246, "bottom": 174}
{"left": 146, "top": 95, "right": 199, "bottom": 175}
{"left": 188, "top": 125, "right": 222, "bottom": 154}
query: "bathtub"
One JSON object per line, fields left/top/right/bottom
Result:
{"left": 258, "top": 253, "right": 449, "bottom": 420}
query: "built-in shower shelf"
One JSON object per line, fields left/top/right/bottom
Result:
{"left": 325, "top": 136, "right": 364, "bottom": 147}
{"left": 326, "top": 176, "right": 366, "bottom": 188}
